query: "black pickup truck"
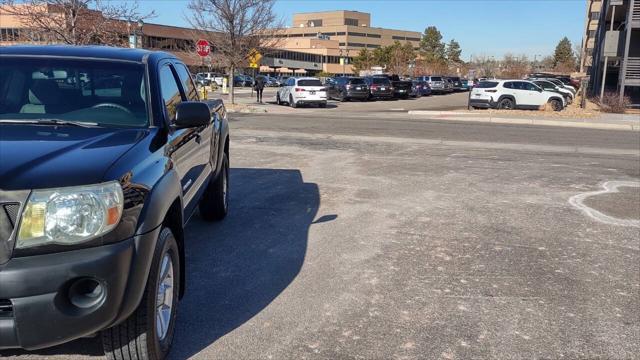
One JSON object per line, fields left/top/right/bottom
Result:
{"left": 0, "top": 46, "right": 230, "bottom": 359}
{"left": 373, "top": 74, "right": 412, "bottom": 99}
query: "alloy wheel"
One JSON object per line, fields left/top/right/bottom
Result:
{"left": 155, "top": 253, "right": 174, "bottom": 341}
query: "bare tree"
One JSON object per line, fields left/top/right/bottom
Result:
{"left": 187, "top": 0, "right": 283, "bottom": 104}
{"left": 499, "top": 53, "right": 530, "bottom": 79}
{"left": 1, "top": 0, "right": 154, "bottom": 46}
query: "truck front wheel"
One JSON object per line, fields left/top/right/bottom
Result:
{"left": 102, "top": 227, "right": 180, "bottom": 360}
{"left": 199, "top": 153, "right": 229, "bottom": 221}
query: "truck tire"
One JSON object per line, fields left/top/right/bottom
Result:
{"left": 199, "top": 153, "right": 229, "bottom": 221}
{"left": 102, "top": 227, "right": 180, "bottom": 360}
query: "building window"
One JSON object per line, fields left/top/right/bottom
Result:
{"left": 367, "top": 33, "right": 381, "bottom": 38}
{"left": 289, "top": 33, "right": 303, "bottom": 38}
{"left": 322, "top": 32, "right": 337, "bottom": 36}
{"left": 307, "top": 19, "right": 323, "bottom": 27}
{"left": 338, "top": 42, "right": 346, "bottom": 46}
{"left": 588, "top": 30, "right": 596, "bottom": 38}
{"left": 406, "top": 37, "right": 421, "bottom": 42}
{"left": 590, "top": 12, "right": 600, "bottom": 20}
{"left": 304, "top": 33, "right": 316, "bottom": 37}
{"left": 344, "top": 18, "right": 359, "bottom": 26}
{"left": 348, "top": 32, "right": 367, "bottom": 37}
{"left": 336, "top": 32, "right": 346, "bottom": 36}
{"left": 348, "top": 42, "right": 366, "bottom": 47}
{"left": 392, "top": 35, "right": 406, "bottom": 40}
{"left": 0, "top": 28, "right": 20, "bottom": 41}
{"left": 367, "top": 44, "right": 380, "bottom": 48}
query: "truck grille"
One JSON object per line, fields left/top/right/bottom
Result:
{"left": 0, "top": 299, "right": 13, "bottom": 317}
{"left": 0, "top": 203, "right": 19, "bottom": 243}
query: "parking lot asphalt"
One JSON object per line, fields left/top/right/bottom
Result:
{"left": 3, "top": 112, "right": 639, "bottom": 359}
{"left": 227, "top": 87, "right": 471, "bottom": 113}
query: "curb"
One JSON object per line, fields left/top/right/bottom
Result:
{"left": 407, "top": 112, "right": 639, "bottom": 132}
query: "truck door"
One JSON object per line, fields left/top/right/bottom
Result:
{"left": 158, "top": 62, "right": 210, "bottom": 216}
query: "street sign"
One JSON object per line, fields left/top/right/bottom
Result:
{"left": 196, "top": 39, "right": 210, "bottom": 57}
{"left": 248, "top": 49, "right": 262, "bottom": 68}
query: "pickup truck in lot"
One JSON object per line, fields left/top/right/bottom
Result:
{"left": 0, "top": 45, "right": 230, "bottom": 359}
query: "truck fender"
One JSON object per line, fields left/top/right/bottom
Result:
{"left": 112, "top": 170, "right": 183, "bottom": 325}
{"left": 213, "top": 119, "right": 230, "bottom": 178}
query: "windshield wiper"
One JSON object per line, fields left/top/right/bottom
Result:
{"left": 0, "top": 119, "right": 101, "bottom": 128}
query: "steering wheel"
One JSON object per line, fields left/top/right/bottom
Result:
{"left": 92, "top": 103, "right": 132, "bottom": 114}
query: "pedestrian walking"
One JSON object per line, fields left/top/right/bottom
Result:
{"left": 254, "top": 75, "right": 265, "bottom": 103}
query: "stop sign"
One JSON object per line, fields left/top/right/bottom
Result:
{"left": 196, "top": 39, "right": 210, "bottom": 57}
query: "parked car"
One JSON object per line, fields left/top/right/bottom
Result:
{"left": 446, "top": 76, "right": 464, "bottom": 91}
{"left": 373, "top": 74, "right": 411, "bottom": 99}
{"left": 460, "top": 78, "right": 471, "bottom": 91}
{"left": 198, "top": 72, "right": 225, "bottom": 86}
{"left": 0, "top": 45, "right": 230, "bottom": 359}
{"left": 468, "top": 79, "right": 565, "bottom": 111}
{"left": 528, "top": 73, "right": 580, "bottom": 90}
{"left": 194, "top": 73, "right": 211, "bottom": 87}
{"left": 276, "top": 77, "right": 327, "bottom": 108}
{"left": 263, "top": 75, "right": 280, "bottom": 87}
{"left": 417, "top": 80, "right": 432, "bottom": 96}
{"left": 364, "top": 76, "right": 394, "bottom": 100}
{"left": 532, "top": 80, "right": 574, "bottom": 104}
{"left": 241, "top": 75, "right": 254, "bottom": 87}
{"left": 410, "top": 80, "right": 424, "bottom": 98}
{"left": 443, "top": 78, "right": 455, "bottom": 93}
{"left": 544, "top": 78, "right": 577, "bottom": 94}
{"left": 415, "top": 76, "right": 447, "bottom": 94}
{"left": 233, "top": 75, "right": 247, "bottom": 87}
{"left": 326, "top": 76, "right": 370, "bottom": 102}
{"left": 277, "top": 76, "right": 291, "bottom": 86}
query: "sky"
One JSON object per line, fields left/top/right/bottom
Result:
{"left": 130, "top": 0, "right": 586, "bottom": 59}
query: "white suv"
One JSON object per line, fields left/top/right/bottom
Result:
{"left": 276, "top": 77, "right": 327, "bottom": 108}
{"left": 469, "top": 80, "right": 565, "bottom": 111}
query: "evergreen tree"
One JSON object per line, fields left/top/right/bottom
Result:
{"left": 553, "top": 37, "right": 575, "bottom": 69}
{"left": 351, "top": 48, "right": 374, "bottom": 73}
{"left": 419, "top": 26, "right": 446, "bottom": 63}
{"left": 445, "top": 39, "right": 462, "bottom": 63}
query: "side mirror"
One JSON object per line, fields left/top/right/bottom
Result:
{"left": 173, "top": 101, "right": 210, "bottom": 129}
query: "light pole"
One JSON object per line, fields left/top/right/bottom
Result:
{"left": 130, "top": 19, "right": 144, "bottom": 49}
{"left": 340, "top": 48, "right": 350, "bottom": 76}
{"left": 533, "top": 54, "right": 541, "bottom": 72}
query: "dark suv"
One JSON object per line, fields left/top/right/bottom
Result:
{"left": 363, "top": 76, "right": 394, "bottom": 100}
{"left": 0, "top": 46, "right": 230, "bottom": 359}
{"left": 326, "top": 77, "right": 370, "bottom": 101}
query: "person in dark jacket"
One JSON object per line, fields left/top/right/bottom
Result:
{"left": 254, "top": 75, "right": 265, "bottom": 103}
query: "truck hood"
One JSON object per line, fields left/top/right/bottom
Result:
{"left": 0, "top": 125, "right": 149, "bottom": 190}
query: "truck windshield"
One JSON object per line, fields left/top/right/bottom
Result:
{"left": 0, "top": 58, "right": 148, "bottom": 127}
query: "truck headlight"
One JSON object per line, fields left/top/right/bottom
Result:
{"left": 17, "top": 181, "right": 123, "bottom": 249}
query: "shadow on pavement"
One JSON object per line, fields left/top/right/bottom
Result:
{"left": 0, "top": 168, "right": 323, "bottom": 360}
{"left": 168, "top": 167, "right": 322, "bottom": 359}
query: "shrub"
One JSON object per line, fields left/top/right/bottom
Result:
{"left": 596, "top": 92, "right": 631, "bottom": 113}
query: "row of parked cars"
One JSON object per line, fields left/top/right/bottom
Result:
{"left": 196, "top": 72, "right": 288, "bottom": 88}
{"left": 469, "top": 75, "right": 580, "bottom": 111}
{"left": 273, "top": 74, "right": 470, "bottom": 108}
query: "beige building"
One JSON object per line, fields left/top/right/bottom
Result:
{"left": 580, "top": 0, "right": 603, "bottom": 73}
{"left": 282, "top": 10, "right": 421, "bottom": 51}
{"left": 259, "top": 10, "right": 422, "bottom": 75}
